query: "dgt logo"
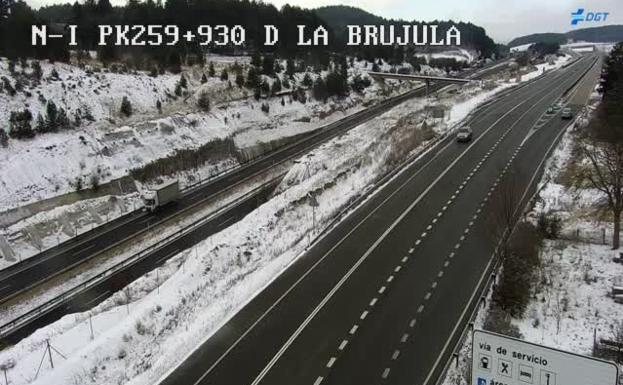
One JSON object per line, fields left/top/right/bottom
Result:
{"left": 571, "top": 8, "right": 609, "bottom": 26}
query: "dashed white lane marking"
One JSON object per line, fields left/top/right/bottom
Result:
{"left": 464, "top": 228, "right": 469, "bottom": 234}
{"left": 409, "top": 319, "right": 417, "bottom": 327}
{"left": 451, "top": 194, "right": 456, "bottom": 200}
{"left": 327, "top": 357, "right": 336, "bottom": 368}
{"left": 394, "top": 266, "right": 401, "bottom": 273}
{"left": 446, "top": 199, "right": 452, "bottom": 205}
{"left": 382, "top": 368, "right": 391, "bottom": 379}
{"left": 432, "top": 218, "right": 438, "bottom": 224}
{"left": 454, "top": 243, "right": 461, "bottom": 249}
{"left": 387, "top": 275, "right": 394, "bottom": 283}
{"left": 424, "top": 292, "right": 432, "bottom": 300}
{"left": 431, "top": 281, "right": 438, "bottom": 289}
{"left": 379, "top": 286, "right": 386, "bottom": 294}
{"left": 437, "top": 212, "right": 443, "bottom": 217}
{"left": 437, "top": 270, "right": 444, "bottom": 278}
{"left": 469, "top": 221, "right": 474, "bottom": 227}
{"left": 402, "top": 256, "right": 408, "bottom": 263}
{"left": 360, "top": 311, "right": 368, "bottom": 320}
{"left": 339, "top": 340, "right": 348, "bottom": 350}
{"left": 392, "top": 350, "right": 400, "bottom": 360}
{"left": 449, "top": 252, "right": 455, "bottom": 259}
{"left": 421, "top": 232, "right": 427, "bottom": 238}
{"left": 409, "top": 247, "right": 415, "bottom": 253}
{"left": 442, "top": 205, "right": 448, "bottom": 211}
{"left": 314, "top": 377, "right": 323, "bottom": 385}
{"left": 444, "top": 261, "right": 450, "bottom": 267}
{"left": 417, "top": 305, "right": 425, "bottom": 313}
{"left": 426, "top": 224, "right": 432, "bottom": 230}
{"left": 349, "top": 325, "right": 358, "bottom": 335}
{"left": 370, "top": 298, "right": 378, "bottom": 307}
{"left": 415, "top": 240, "right": 421, "bottom": 246}
{"left": 401, "top": 333, "right": 409, "bottom": 342}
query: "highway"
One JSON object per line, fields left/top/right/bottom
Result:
{"left": 0, "top": 61, "right": 506, "bottom": 305}
{"left": 157, "top": 54, "right": 599, "bottom": 385}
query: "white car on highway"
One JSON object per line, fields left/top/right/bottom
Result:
{"left": 456, "top": 126, "right": 473, "bottom": 142}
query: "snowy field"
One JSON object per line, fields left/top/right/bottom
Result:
{"left": 0, "top": 63, "right": 518, "bottom": 385}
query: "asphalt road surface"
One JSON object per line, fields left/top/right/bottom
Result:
{"left": 158, "top": 54, "right": 598, "bottom": 385}
{"left": 0, "top": 61, "right": 506, "bottom": 305}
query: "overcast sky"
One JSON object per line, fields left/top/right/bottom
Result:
{"left": 28, "top": 0, "right": 623, "bottom": 43}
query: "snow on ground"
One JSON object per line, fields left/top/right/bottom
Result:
{"left": 520, "top": 54, "right": 571, "bottom": 82}
{"left": 0, "top": 58, "right": 410, "bottom": 214}
{"left": 510, "top": 43, "right": 532, "bottom": 53}
{"left": 441, "top": 80, "right": 621, "bottom": 385}
{"left": 414, "top": 48, "right": 477, "bottom": 63}
{"left": 0, "top": 66, "right": 518, "bottom": 385}
{"left": 0, "top": 59, "right": 179, "bottom": 127}
{"left": 517, "top": 240, "right": 622, "bottom": 354}
{"left": 0, "top": 193, "right": 142, "bottom": 269}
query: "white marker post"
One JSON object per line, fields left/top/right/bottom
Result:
{"left": 472, "top": 330, "right": 618, "bottom": 385}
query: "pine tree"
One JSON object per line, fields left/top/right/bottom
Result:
{"left": 35, "top": 113, "right": 45, "bottom": 133}
{"left": 197, "top": 90, "right": 210, "bottom": 111}
{"left": 270, "top": 77, "right": 281, "bottom": 95}
{"left": 260, "top": 79, "right": 270, "bottom": 95}
{"left": 179, "top": 75, "right": 187, "bottom": 88}
{"left": 0, "top": 128, "right": 8, "bottom": 148}
{"left": 236, "top": 73, "right": 244, "bottom": 88}
{"left": 31, "top": 60, "right": 42, "bottom": 81}
{"left": 312, "top": 76, "right": 328, "bottom": 101}
{"left": 246, "top": 67, "right": 259, "bottom": 89}
{"left": 120, "top": 96, "right": 133, "bottom": 117}
{"left": 156, "top": 100, "right": 162, "bottom": 113}
{"left": 262, "top": 55, "right": 275, "bottom": 75}
{"left": 57, "top": 107, "right": 70, "bottom": 129}
{"left": 45, "top": 101, "right": 59, "bottom": 132}
{"left": 9, "top": 109, "right": 34, "bottom": 139}
{"left": 208, "top": 62, "right": 215, "bottom": 77}
{"left": 302, "top": 72, "right": 313, "bottom": 87}
{"left": 251, "top": 51, "right": 262, "bottom": 67}
{"left": 220, "top": 68, "right": 228, "bottom": 81}
{"left": 201, "top": 73, "right": 207, "bottom": 84}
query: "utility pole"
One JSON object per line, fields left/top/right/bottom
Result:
{"left": 46, "top": 339, "right": 54, "bottom": 369}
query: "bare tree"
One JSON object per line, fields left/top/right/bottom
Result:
{"left": 577, "top": 109, "right": 623, "bottom": 249}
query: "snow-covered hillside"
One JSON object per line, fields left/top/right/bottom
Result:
{"left": 0, "top": 69, "right": 519, "bottom": 385}
{"left": 0, "top": 57, "right": 412, "bottom": 214}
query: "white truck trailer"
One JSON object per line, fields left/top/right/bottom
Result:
{"left": 142, "top": 180, "right": 180, "bottom": 211}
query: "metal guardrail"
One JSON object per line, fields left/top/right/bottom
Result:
{"left": 0, "top": 175, "right": 283, "bottom": 340}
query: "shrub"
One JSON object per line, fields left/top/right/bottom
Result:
{"left": 197, "top": 90, "right": 210, "bottom": 111}
{"left": 350, "top": 74, "right": 372, "bottom": 93}
{"left": 493, "top": 222, "right": 542, "bottom": 317}
{"left": 536, "top": 212, "right": 561, "bottom": 239}
{"left": 235, "top": 73, "right": 244, "bottom": 88}
{"left": 302, "top": 72, "right": 313, "bottom": 87}
{"left": 312, "top": 76, "right": 328, "bottom": 101}
{"left": 8, "top": 109, "right": 34, "bottom": 139}
{"left": 483, "top": 307, "right": 523, "bottom": 338}
{"left": 120, "top": 96, "right": 133, "bottom": 117}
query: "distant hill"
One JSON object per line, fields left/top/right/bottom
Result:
{"left": 315, "top": 5, "right": 496, "bottom": 57}
{"left": 509, "top": 25, "right": 623, "bottom": 48}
